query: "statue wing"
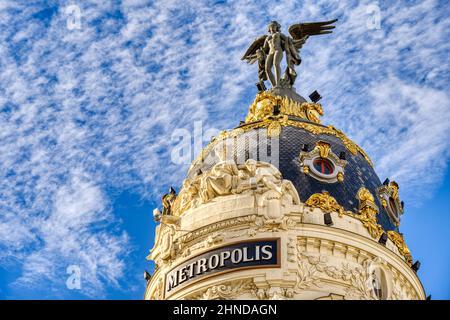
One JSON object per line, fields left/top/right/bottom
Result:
{"left": 241, "top": 35, "right": 267, "bottom": 64}
{"left": 288, "top": 19, "right": 337, "bottom": 46}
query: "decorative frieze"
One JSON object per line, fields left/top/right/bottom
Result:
{"left": 187, "top": 279, "right": 258, "bottom": 300}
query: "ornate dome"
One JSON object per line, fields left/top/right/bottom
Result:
{"left": 144, "top": 16, "right": 424, "bottom": 300}
{"left": 145, "top": 88, "right": 424, "bottom": 300}
{"left": 187, "top": 90, "right": 400, "bottom": 232}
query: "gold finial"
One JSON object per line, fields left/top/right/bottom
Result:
{"left": 314, "top": 141, "right": 331, "bottom": 158}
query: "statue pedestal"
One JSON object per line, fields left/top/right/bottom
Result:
{"left": 267, "top": 87, "right": 307, "bottom": 104}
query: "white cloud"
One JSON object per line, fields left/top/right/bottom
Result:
{"left": 0, "top": 0, "right": 448, "bottom": 297}
{"left": 14, "top": 169, "right": 128, "bottom": 297}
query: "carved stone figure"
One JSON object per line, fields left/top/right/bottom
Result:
{"left": 238, "top": 159, "right": 300, "bottom": 206}
{"left": 239, "top": 159, "right": 283, "bottom": 194}
{"left": 171, "top": 159, "right": 300, "bottom": 216}
{"left": 160, "top": 227, "right": 175, "bottom": 260}
{"left": 242, "top": 19, "right": 337, "bottom": 88}
{"left": 199, "top": 159, "right": 240, "bottom": 203}
{"left": 176, "top": 178, "right": 200, "bottom": 213}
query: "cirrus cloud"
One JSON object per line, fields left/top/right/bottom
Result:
{"left": 0, "top": 0, "right": 448, "bottom": 297}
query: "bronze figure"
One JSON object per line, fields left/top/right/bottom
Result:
{"left": 242, "top": 19, "right": 337, "bottom": 89}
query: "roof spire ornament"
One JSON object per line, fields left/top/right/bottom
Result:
{"left": 242, "top": 19, "right": 337, "bottom": 90}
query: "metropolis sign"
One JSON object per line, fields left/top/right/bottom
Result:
{"left": 165, "top": 238, "right": 280, "bottom": 296}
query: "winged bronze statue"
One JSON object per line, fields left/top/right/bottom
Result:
{"left": 242, "top": 19, "right": 337, "bottom": 89}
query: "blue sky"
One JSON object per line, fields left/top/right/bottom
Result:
{"left": 0, "top": 0, "right": 449, "bottom": 299}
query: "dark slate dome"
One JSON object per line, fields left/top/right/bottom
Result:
{"left": 188, "top": 91, "right": 399, "bottom": 232}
